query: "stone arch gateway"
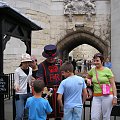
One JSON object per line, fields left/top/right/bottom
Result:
{"left": 57, "top": 29, "right": 109, "bottom": 60}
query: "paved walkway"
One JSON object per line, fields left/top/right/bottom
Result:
{"left": 4, "top": 98, "right": 120, "bottom": 120}
{"left": 5, "top": 99, "right": 13, "bottom": 120}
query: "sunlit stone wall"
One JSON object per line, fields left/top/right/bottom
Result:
{"left": 2, "top": 0, "right": 110, "bottom": 73}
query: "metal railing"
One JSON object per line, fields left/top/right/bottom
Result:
{"left": 111, "top": 82, "right": 120, "bottom": 120}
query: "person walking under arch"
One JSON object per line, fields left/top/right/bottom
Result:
{"left": 71, "top": 58, "right": 76, "bottom": 74}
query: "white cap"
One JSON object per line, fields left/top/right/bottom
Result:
{"left": 21, "top": 53, "right": 32, "bottom": 63}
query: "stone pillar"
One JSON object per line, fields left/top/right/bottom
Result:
{"left": 111, "top": 0, "right": 120, "bottom": 82}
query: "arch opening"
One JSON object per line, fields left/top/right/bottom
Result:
{"left": 57, "top": 30, "right": 109, "bottom": 61}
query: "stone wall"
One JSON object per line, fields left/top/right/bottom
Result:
{"left": 111, "top": 0, "right": 120, "bottom": 82}
{"left": 50, "top": 0, "right": 110, "bottom": 60}
{"left": 3, "top": 0, "right": 52, "bottom": 73}
{"left": 2, "top": 0, "right": 111, "bottom": 73}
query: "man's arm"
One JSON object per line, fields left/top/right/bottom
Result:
{"left": 82, "top": 88, "right": 88, "bottom": 104}
{"left": 57, "top": 94, "right": 63, "bottom": 108}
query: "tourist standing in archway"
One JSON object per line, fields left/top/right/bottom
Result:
{"left": 76, "top": 60, "right": 82, "bottom": 73}
{"left": 71, "top": 58, "right": 76, "bottom": 74}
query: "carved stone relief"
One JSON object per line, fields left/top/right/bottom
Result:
{"left": 64, "top": 0, "right": 96, "bottom": 14}
{"left": 64, "top": 0, "right": 96, "bottom": 21}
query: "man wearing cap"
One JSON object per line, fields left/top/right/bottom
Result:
{"left": 14, "top": 53, "right": 33, "bottom": 120}
{"left": 36, "top": 44, "right": 62, "bottom": 120}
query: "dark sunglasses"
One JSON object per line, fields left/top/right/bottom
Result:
{"left": 32, "top": 59, "right": 37, "bottom": 62}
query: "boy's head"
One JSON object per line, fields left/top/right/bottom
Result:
{"left": 33, "top": 80, "right": 45, "bottom": 93}
{"left": 60, "top": 61, "right": 73, "bottom": 77}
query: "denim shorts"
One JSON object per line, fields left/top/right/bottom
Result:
{"left": 64, "top": 107, "right": 82, "bottom": 120}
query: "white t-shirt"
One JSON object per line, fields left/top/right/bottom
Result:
{"left": 14, "top": 67, "right": 32, "bottom": 94}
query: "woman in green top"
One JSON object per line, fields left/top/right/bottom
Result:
{"left": 86, "top": 53, "right": 117, "bottom": 120}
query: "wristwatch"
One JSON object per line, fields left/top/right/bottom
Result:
{"left": 113, "top": 96, "right": 117, "bottom": 99}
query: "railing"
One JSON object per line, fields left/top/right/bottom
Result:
{"left": 111, "top": 82, "right": 120, "bottom": 120}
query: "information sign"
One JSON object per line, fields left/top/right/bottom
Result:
{"left": 0, "top": 75, "right": 8, "bottom": 94}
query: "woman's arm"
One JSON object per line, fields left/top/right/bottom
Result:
{"left": 110, "top": 77, "right": 117, "bottom": 96}
{"left": 85, "top": 74, "right": 92, "bottom": 86}
{"left": 14, "top": 71, "right": 20, "bottom": 92}
{"left": 109, "top": 77, "right": 117, "bottom": 106}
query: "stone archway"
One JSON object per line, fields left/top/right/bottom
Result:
{"left": 56, "top": 29, "right": 109, "bottom": 61}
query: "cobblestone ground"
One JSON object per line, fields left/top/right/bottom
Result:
{"left": 5, "top": 98, "right": 120, "bottom": 120}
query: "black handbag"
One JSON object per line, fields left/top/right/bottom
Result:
{"left": 86, "top": 85, "right": 93, "bottom": 100}
{"left": 111, "top": 104, "right": 120, "bottom": 116}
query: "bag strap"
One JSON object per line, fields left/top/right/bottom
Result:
{"left": 95, "top": 68, "right": 111, "bottom": 90}
{"left": 95, "top": 67, "right": 111, "bottom": 83}
{"left": 95, "top": 68, "right": 101, "bottom": 88}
